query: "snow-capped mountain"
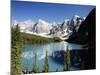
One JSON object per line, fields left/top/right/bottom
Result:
{"left": 19, "top": 19, "right": 34, "bottom": 32}
{"left": 12, "top": 19, "right": 34, "bottom": 32}
{"left": 12, "top": 15, "right": 85, "bottom": 40}
{"left": 49, "top": 19, "right": 70, "bottom": 39}
{"left": 70, "top": 15, "right": 85, "bottom": 32}
{"left": 61, "top": 19, "right": 69, "bottom": 31}
{"left": 32, "top": 19, "right": 52, "bottom": 33}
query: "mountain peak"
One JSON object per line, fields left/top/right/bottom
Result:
{"left": 83, "top": 17, "right": 86, "bottom": 20}
{"left": 38, "top": 19, "right": 48, "bottom": 24}
{"left": 38, "top": 19, "right": 43, "bottom": 22}
{"left": 64, "top": 19, "right": 69, "bottom": 23}
{"left": 23, "top": 19, "right": 34, "bottom": 25}
{"left": 74, "top": 15, "right": 80, "bottom": 18}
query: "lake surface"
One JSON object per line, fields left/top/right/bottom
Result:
{"left": 22, "top": 41, "right": 82, "bottom": 72}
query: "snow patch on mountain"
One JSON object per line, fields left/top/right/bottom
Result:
{"left": 12, "top": 15, "right": 85, "bottom": 40}
{"left": 33, "top": 19, "right": 52, "bottom": 33}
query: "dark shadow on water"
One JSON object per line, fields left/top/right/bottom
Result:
{"left": 50, "top": 50, "right": 65, "bottom": 65}
{"left": 50, "top": 48, "right": 95, "bottom": 70}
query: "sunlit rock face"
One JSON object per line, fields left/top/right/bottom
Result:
{"left": 33, "top": 19, "right": 52, "bottom": 33}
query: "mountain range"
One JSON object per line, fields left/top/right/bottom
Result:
{"left": 12, "top": 15, "right": 85, "bottom": 40}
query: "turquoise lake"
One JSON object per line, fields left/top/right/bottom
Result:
{"left": 22, "top": 41, "right": 82, "bottom": 72}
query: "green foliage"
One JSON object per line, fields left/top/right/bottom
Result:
{"left": 53, "top": 37, "right": 61, "bottom": 42}
{"left": 42, "top": 64, "right": 46, "bottom": 72}
{"left": 21, "top": 32, "right": 61, "bottom": 45}
{"left": 64, "top": 46, "right": 70, "bottom": 71}
{"left": 42, "top": 50, "right": 49, "bottom": 72}
{"left": 11, "top": 25, "right": 22, "bottom": 75}
{"left": 11, "top": 25, "right": 22, "bottom": 46}
{"left": 11, "top": 45, "right": 22, "bottom": 75}
{"left": 33, "top": 53, "right": 38, "bottom": 73}
{"left": 26, "top": 62, "right": 30, "bottom": 74}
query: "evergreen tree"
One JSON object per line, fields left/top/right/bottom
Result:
{"left": 42, "top": 50, "right": 49, "bottom": 72}
{"left": 33, "top": 53, "right": 38, "bottom": 73}
{"left": 11, "top": 25, "right": 22, "bottom": 75}
{"left": 64, "top": 52, "right": 67, "bottom": 71}
{"left": 11, "top": 25, "right": 21, "bottom": 46}
{"left": 26, "top": 62, "right": 30, "bottom": 74}
{"left": 64, "top": 46, "right": 70, "bottom": 71}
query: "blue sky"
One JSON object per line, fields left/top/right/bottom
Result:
{"left": 11, "top": 1, "right": 95, "bottom": 23}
